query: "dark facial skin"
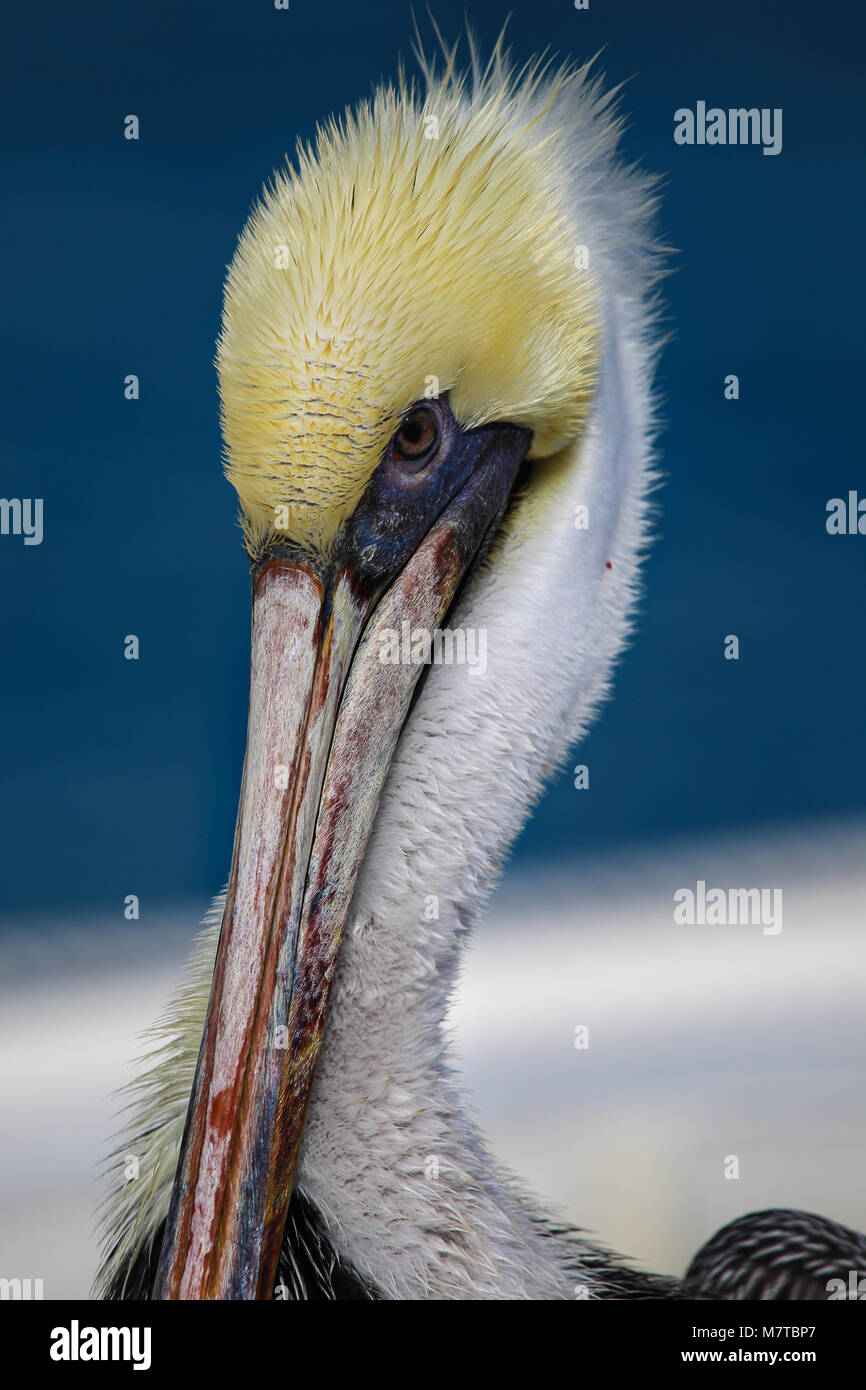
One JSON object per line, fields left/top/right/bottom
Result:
{"left": 254, "top": 395, "right": 532, "bottom": 603}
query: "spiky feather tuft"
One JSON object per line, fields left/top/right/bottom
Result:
{"left": 215, "top": 35, "right": 640, "bottom": 557}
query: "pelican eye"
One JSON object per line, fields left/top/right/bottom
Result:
{"left": 391, "top": 406, "right": 440, "bottom": 470}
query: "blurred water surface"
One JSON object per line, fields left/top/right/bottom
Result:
{"left": 1, "top": 818, "right": 863, "bottom": 1296}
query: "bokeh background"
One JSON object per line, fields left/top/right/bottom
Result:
{"left": 1, "top": 0, "right": 864, "bottom": 1296}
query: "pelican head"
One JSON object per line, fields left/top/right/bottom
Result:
{"left": 99, "top": 34, "right": 663, "bottom": 1301}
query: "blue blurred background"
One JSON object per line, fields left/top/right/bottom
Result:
{"left": 1, "top": 0, "right": 863, "bottom": 916}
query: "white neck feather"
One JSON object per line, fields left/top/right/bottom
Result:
{"left": 298, "top": 291, "right": 657, "bottom": 1297}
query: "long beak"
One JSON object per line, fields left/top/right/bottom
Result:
{"left": 153, "top": 436, "right": 526, "bottom": 1299}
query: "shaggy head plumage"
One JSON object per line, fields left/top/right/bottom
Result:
{"left": 217, "top": 37, "right": 607, "bottom": 558}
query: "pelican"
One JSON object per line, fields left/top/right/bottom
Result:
{"left": 94, "top": 32, "right": 862, "bottom": 1302}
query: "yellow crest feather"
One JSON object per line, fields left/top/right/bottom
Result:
{"left": 217, "top": 40, "right": 604, "bottom": 557}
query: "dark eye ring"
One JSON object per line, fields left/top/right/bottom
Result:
{"left": 391, "top": 405, "right": 440, "bottom": 470}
